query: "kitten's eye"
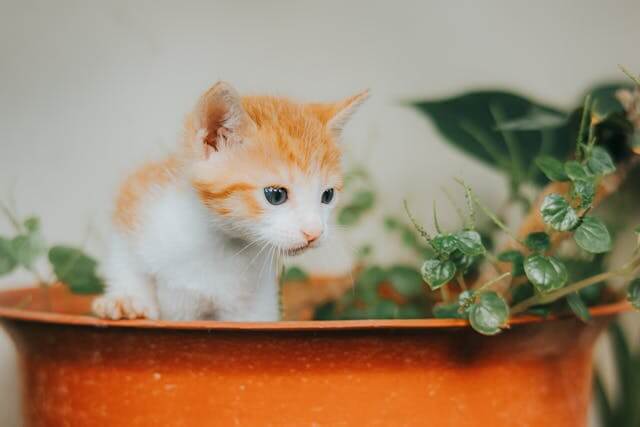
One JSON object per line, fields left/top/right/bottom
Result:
{"left": 264, "top": 187, "right": 288, "bottom": 205}
{"left": 321, "top": 188, "right": 334, "bottom": 204}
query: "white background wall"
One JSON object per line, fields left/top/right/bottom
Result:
{"left": 1, "top": 0, "right": 639, "bottom": 425}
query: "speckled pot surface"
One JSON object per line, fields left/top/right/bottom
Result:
{"left": 0, "top": 286, "right": 627, "bottom": 427}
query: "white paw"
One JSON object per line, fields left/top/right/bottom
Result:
{"left": 92, "top": 294, "right": 159, "bottom": 320}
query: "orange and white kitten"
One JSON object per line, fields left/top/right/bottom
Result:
{"left": 93, "top": 82, "right": 367, "bottom": 321}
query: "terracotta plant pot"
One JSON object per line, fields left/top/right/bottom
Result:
{"left": 0, "top": 285, "right": 628, "bottom": 427}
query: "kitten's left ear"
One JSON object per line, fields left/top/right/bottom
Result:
{"left": 311, "top": 90, "right": 370, "bottom": 135}
{"left": 194, "top": 81, "right": 256, "bottom": 155}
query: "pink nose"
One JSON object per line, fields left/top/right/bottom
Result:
{"left": 302, "top": 230, "right": 321, "bottom": 244}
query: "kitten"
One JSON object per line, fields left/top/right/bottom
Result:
{"left": 93, "top": 82, "right": 368, "bottom": 321}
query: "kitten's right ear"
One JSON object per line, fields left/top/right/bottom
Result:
{"left": 194, "top": 82, "right": 256, "bottom": 156}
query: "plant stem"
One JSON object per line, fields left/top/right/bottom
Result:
{"left": 619, "top": 64, "right": 640, "bottom": 87}
{"left": 403, "top": 200, "right": 433, "bottom": 245}
{"left": 456, "top": 274, "right": 467, "bottom": 291}
{"left": 576, "top": 95, "right": 592, "bottom": 160}
{"left": 0, "top": 200, "right": 23, "bottom": 233}
{"left": 432, "top": 200, "right": 443, "bottom": 233}
{"left": 511, "top": 256, "right": 640, "bottom": 315}
{"left": 454, "top": 179, "right": 476, "bottom": 229}
{"left": 440, "top": 284, "right": 451, "bottom": 303}
{"left": 476, "top": 272, "right": 511, "bottom": 293}
{"left": 464, "top": 188, "right": 526, "bottom": 249}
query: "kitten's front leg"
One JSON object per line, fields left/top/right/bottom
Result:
{"left": 93, "top": 234, "right": 159, "bottom": 320}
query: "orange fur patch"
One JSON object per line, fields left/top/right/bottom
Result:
{"left": 114, "top": 155, "right": 181, "bottom": 231}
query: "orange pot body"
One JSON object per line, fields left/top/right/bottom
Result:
{"left": 0, "top": 287, "right": 621, "bottom": 427}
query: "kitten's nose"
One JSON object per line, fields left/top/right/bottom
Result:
{"left": 302, "top": 230, "right": 322, "bottom": 244}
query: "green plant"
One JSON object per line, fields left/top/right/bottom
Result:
{"left": 405, "top": 71, "right": 640, "bottom": 334}
{"left": 0, "top": 201, "right": 104, "bottom": 296}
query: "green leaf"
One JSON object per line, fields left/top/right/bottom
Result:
{"left": 48, "top": 246, "right": 104, "bottom": 294}
{"left": 587, "top": 146, "right": 616, "bottom": 176}
{"left": 524, "top": 232, "right": 550, "bottom": 252}
{"left": 387, "top": 265, "right": 423, "bottom": 297}
{"left": 498, "top": 250, "right": 525, "bottom": 276}
{"left": 433, "top": 303, "right": 466, "bottom": 319}
{"left": 450, "top": 250, "right": 475, "bottom": 274}
{"left": 420, "top": 259, "right": 456, "bottom": 290}
{"left": 337, "top": 206, "right": 360, "bottom": 226}
{"left": 411, "top": 91, "right": 573, "bottom": 186}
{"left": 524, "top": 254, "right": 568, "bottom": 293}
{"left": 313, "top": 301, "right": 337, "bottom": 320}
{"left": 383, "top": 217, "right": 400, "bottom": 230}
{"left": 469, "top": 291, "right": 509, "bottom": 335}
{"left": 431, "top": 234, "right": 458, "bottom": 255}
{"left": 540, "top": 194, "right": 580, "bottom": 231}
{"left": 573, "top": 217, "right": 612, "bottom": 254}
{"left": 564, "top": 161, "right": 593, "bottom": 181}
{"left": 572, "top": 179, "right": 595, "bottom": 209}
{"left": 567, "top": 293, "right": 591, "bottom": 322}
{"left": 453, "top": 230, "right": 486, "bottom": 256}
{"left": 355, "top": 244, "right": 373, "bottom": 260}
{"left": 358, "top": 265, "right": 387, "bottom": 286}
{"left": 0, "top": 237, "right": 17, "bottom": 276}
{"left": 370, "top": 300, "right": 399, "bottom": 319}
{"left": 535, "top": 156, "right": 569, "bottom": 182}
{"left": 627, "top": 279, "right": 640, "bottom": 310}
{"left": 494, "top": 108, "right": 567, "bottom": 131}
{"left": 11, "top": 234, "right": 45, "bottom": 269}
{"left": 350, "top": 190, "right": 375, "bottom": 210}
{"left": 23, "top": 217, "right": 40, "bottom": 233}
{"left": 282, "top": 266, "right": 309, "bottom": 282}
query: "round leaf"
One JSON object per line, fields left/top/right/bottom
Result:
{"left": 351, "top": 190, "right": 375, "bottom": 210}
{"left": 573, "top": 217, "right": 611, "bottom": 254}
{"left": 524, "top": 254, "right": 568, "bottom": 293}
{"left": 535, "top": 156, "right": 568, "bottom": 182}
{"left": 453, "top": 230, "right": 486, "bottom": 256}
{"left": 469, "top": 292, "right": 509, "bottom": 335}
{"left": 431, "top": 234, "right": 458, "bottom": 255}
{"left": 0, "top": 237, "right": 17, "bottom": 276}
{"left": 540, "top": 194, "right": 579, "bottom": 231}
{"left": 524, "top": 232, "right": 550, "bottom": 252}
{"left": 587, "top": 146, "right": 616, "bottom": 176}
{"left": 421, "top": 259, "right": 456, "bottom": 290}
{"left": 387, "top": 265, "right": 423, "bottom": 296}
{"left": 564, "top": 161, "right": 592, "bottom": 181}
{"left": 627, "top": 279, "right": 640, "bottom": 310}
{"left": 572, "top": 179, "right": 595, "bottom": 209}
{"left": 11, "top": 234, "right": 45, "bottom": 268}
{"left": 23, "top": 217, "right": 40, "bottom": 233}
{"left": 450, "top": 250, "right": 475, "bottom": 273}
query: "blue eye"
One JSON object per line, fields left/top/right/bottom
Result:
{"left": 264, "top": 187, "right": 288, "bottom": 205}
{"left": 321, "top": 188, "right": 334, "bottom": 204}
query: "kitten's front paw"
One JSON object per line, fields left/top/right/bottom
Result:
{"left": 92, "top": 294, "right": 159, "bottom": 320}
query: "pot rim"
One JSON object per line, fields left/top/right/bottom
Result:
{"left": 0, "top": 286, "right": 631, "bottom": 331}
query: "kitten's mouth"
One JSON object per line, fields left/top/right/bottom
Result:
{"left": 284, "top": 243, "right": 312, "bottom": 256}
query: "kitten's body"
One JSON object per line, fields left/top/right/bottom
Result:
{"left": 93, "top": 83, "right": 367, "bottom": 321}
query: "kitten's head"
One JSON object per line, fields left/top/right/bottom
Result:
{"left": 185, "top": 82, "right": 368, "bottom": 256}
